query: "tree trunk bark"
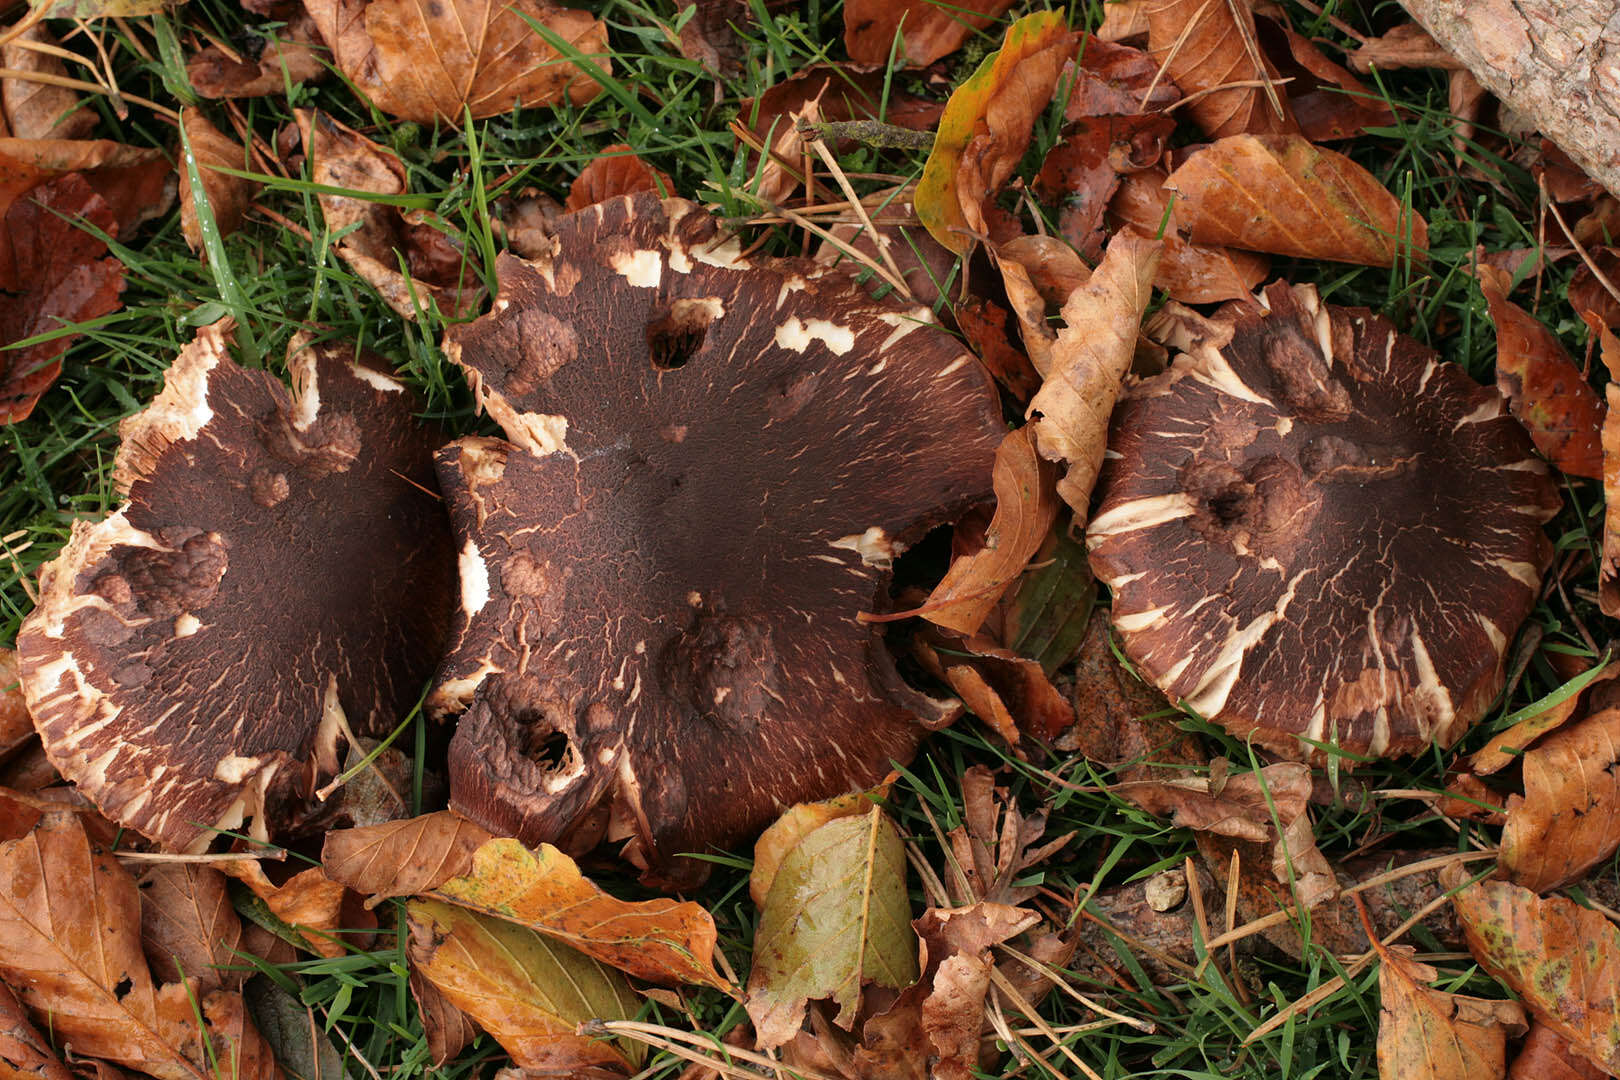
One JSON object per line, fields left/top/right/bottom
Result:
{"left": 1400, "top": 0, "right": 1620, "bottom": 196}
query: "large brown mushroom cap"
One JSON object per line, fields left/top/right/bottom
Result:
{"left": 17, "top": 324, "right": 455, "bottom": 850}
{"left": 433, "top": 194, "right": 1004, "bottom": 883}
{"left": 1087, "top": 283, "right": 1559, "bottom": 758}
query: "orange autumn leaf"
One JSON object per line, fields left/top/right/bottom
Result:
{"left": 1597, "top": 318, "right": 1620, "bottom": 615}
{"left": 1108, "top": 168, "right": 1268, "bottom": 304}
{"left": 1449, "top": 872, "right": 1620, "bottom": 1074}
{"left": 1144, "top": 0, "right": 1296, "bottom": 138}
{"left": 432, "top": 838, "right": 734, "bottom": 990}
{"left": 1469, "top": 662, "right": 1619, "bottom": 775}
{"left": 1165, "top": 134, "right": 1429, "bottom": 266}
{"left": 1510, "top": 1024, "right": 1611, "bottom": 1080}
{"left": 1501, "top": 707, "right": 1620, "bottom": 893}
{"left": 916, "top": 11, "right": 1074, "bottom": 254}
{"left": 323, "top": 810, "right": 493, "bottom": 907}
{"left": 922, "top": 427, "right": 1059, "bottom": 637}
{"left": 843, "top": 0, "right": 1019, "bottom": 67}
{"left": 1480, "top": 265, "right": 1604, "bottom": 479}
{"left": 566, "top": 145, "right": 673, "bottom": 212}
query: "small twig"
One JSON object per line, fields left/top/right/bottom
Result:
{"left": 587, "top": 1020, "right": 838, "bottom": 1080}
{"left": 800, "top": 129, "right": 910, "bottom": 300}
{"left": 0, "top": 66, "right": 175, "bottom": 119}
{"left": 797, "top": 118, "right": 934, "bottom": 151}
{"left": 115, "top": 849, "right": 288, "bottom": 863}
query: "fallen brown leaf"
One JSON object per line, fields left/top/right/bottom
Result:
{"left": 1568, "top": 250, "right": 1620, "bottom": 331}
{"left": 675, "top": 0, "right": 750, "bottom": 77}
{"left": 1117, "top": 760, "right": 1311, "bottom": 844}
{"left": 1145, "top": 0, "right": 1296, "bottom": 138}
{"left": 0, "top": 976, "right": 73, "bottom": 1080}
{"left": 1035, "top": 112, "right": 1175, "bottom": 260}
{"left": 1108, "top": 168, "right": 1269, "bottom": 303}
{"left": 946, "top": 765, "right": 1072, "bottom": 907}
{"left": 137, "top": 865, "right": 245, "bottom": 994}
{"left": 231, "top": 862, "right": 361, "bottom": 960}
{"left": 323, "top": 810, "right": 492, "bottom": 906}
{"left": 303, "top": 0, "right": 607, "bottom": 123}
{"left": 1026, "top": 227, "right": 1161, "bottom": 517}
{"left": 3, "top": 25, "right": 96, "bottom": 140}
{"left": 1371, "top": 914, "right": 1527, "bottom": 1079}
{"left": 409, "top": 966, "right": 480, "bottom": 1067}
{"left": 0, "top": 649, "right": 30, "bottom": 760}
{"left": 1165, "top": 134, "right": 1429, "bottom": 265}
{"left": 565, "top": 144, "right": 672, "bottom": 211}
{"left": 1059, "top": 606, "right": 1196, "bottom": 775}
{"left": 1605, "top": 329, "right": 1620, "bottom": 616}
{"left": 0, "top": 811, "right": 280, "bottom": 1080}
{"left": 917, "top": 630, "right": 1075, "bottom": 746}
{"left": 916, "top": 11, "right": 1075, "bottom": 254}
{"left": 1261, "top": 17, "right": 1395, "bottom": 142}
{"left": 1470, "top": 660, "right": 1618, "bottom": 774}
{"left": 923, "top": 427, "right": 1059, "bottom": 637}
{"left": 0, "top": 173, "right": 124, "bottom": 424}
{"left": 1501, "top": 707, "right": 1620, "bottom": 893}
{"left": 1349, "top": 23, "right": 1464, "bottom": 73}
{"left": 956, "top": 295, "right": 1041, "bottom": 399}
{"left": 1070, "top": 34, "right": 1182, "bottom": 116}
{"left": 180, "top": 108, "right": 258, "bottom": 252}
{"left": 915, "top": 903, "right": 1040, "bottom": 1080}
{"left": 843, "top": 0, "right": 1018, "bottom": 67}
{"left": 1510, "top": 1024, "right": 1611, "bottom": 1080}
{"left": 1449, "top": 871, "right": 1620, "bottom": 1075}
{"left": 750, "top": 783, "right": 889, "bottom": 906}
{"left": 407, "top": 898, "right": 639, "bottom": 1075}
{"left": 431, "top": 837, "right": 733, "bottom": 990}
{"left": 187, "top": 15, "right": 328, "bottom": 99}
{"left": 0, "top": 139, "right": 173, "bottom": 270}
{"left": 1478, "top": 265, "right": 1604, "bottom": 479}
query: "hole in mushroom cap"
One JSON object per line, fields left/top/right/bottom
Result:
{"left": 646, "top": 297, "right": 723, "bottom": 370}
{"left": 521, "top": 728, "right": 574, "bottom": 772}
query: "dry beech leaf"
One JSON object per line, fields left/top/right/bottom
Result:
{"left": 303, "top": 0, "right": 608, "bottom": 124}
{"left": 947, "top": 765, "right": 1073, "bottom": 907}
{"left": 0, "top": 172, "right": 124, "bottom": 424}
{"left": 409, "top": 966, "right": 480, "bottom": 1067}
{"left": 431, "top": 838, "right": 732, "bottom": 990}
{"left": 913, "top": 902, "right": 1040, "bottom": 1080}
{"left": 2, "top": 25, "right": 95, "bottom": 140}
{"left": 1144, "top": 0, "right": 1296, "bottom": 138}
{"left": 1116, "top": 760, "right": 1310, "bottom": 844}
{"left": 1601, "top": 323, "right": 1620, "bottom": 616}
{"left": 137, "top": 865, "right": 245, "bottom": 994}
{"left": 1026, "top": 228, "right": 1160, "bottom": 517}
{"left": 675, "top": 0, "right": 750, "bottom": 78}
{"left": 406, "top": 898, "right": 639, "bottom": 1075}
{"left": 1348, "top": 23, "right": 1462, "bottom": 73}
{"left": 1372, "top": 925, "right": 1527, "bottom": 1079}
{"left": 0, "top": 139, "right": 172, "bottom": 279}
{"left": 0, "top": 811, "right": 279, "bottom": 1080}
{"left": 1165, "top": 134, "right": 1429, "bottom": 266}
{"left": 323, "top": 810, "right": 492, "bottom": 906}
{"left": 566, "top": 144, "right": 672, "bottom": 212}
{"left": 750, "top": 783, "right": 890, "bottom": 907}
{"left": 0, "top": 976, "right": 73, "bottom": 1080}
{"left": 1108, "top": 169, "right": 1268, "bottom": 304}
{"left": 0, "top": 649, "right": 30, "bottom": 759}
{"left": 1262, "top": 17, "right": 1395, "bottom": 143}
{"left": 1511, "top": 1024, "right": 1611, "bottom": 1080}
{"left": 746, "top": 803, "right": 918, "bottom": 1050}
{"left": 1501, "top": 707, "right": 1620, "bottom": 893}
{"left": 918, "top": 631, "right": 1075, "bottom": 746}
{"left": 1470, "top": 661, "right": 1620, "bottom": 775}
{"left": 1449, "top": 872, "right": 1620, "bottom": 1074}
{"left": 923, "top": 427, "right": 1059, "bottom": 637}
{"left": 1478, "top": 265, "right": 1604, "bottom": 479}
{"left": 231, "top": 862, "right": 356, "bottom": 960}
{"left": 188, "top": 16, "right": 329, "bottom": 100}
{"left": 180, "top": 108, "right": 258, "bottom": 253}
{"left": 916, "top": 11, "right": 1074, "bottom": 254}
{"left": 843, "top": 0, "right": 1018, "bottom": 67}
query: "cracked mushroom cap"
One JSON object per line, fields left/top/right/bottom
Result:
{"left": 16, "top": 325, "right": 455, "bottom": 851}
{"left": 1087, "top": 283, "right": 1559, "bottom": 759}
{"left": 432, "top": 193, "right": 1004, "bottom": 883}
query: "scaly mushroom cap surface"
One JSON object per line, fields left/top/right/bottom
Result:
{"left": 1087, "top": 283, "right": 1559, "bottom": 758}
{"left": 433, "top": 194, "right": 1004, "bottom": 883}
{"left": 17, "top": 325, "right": 455, "bottom": 850}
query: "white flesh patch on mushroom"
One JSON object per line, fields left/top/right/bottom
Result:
{"left": 1187, "top": 345, "right": 1273, "bottom": 406}
{"left": 174, "top": 613, "right": 201, "bottom": 637}
{"left": 876, "top": 309, "right": 933, "bottom": 351}
{"left": 459, "top": 539, "right": 491, "bottom": 615}
{"left": 213, "top": 753, "right": 263, "bottom": 783}
{"left": 831, "top": 526, "right": 898, "bottom": 567}
{"left": 773, "top": 316, "right": 855, "bottom": 356}
{"left": 1086, "top": 493, "right": 1197, "bottom": 543}
{"left": 1452, "top": 398, "right": 1505, "bottom": 428}
{"left": 500, "top": 410, "right": 571, "bottom": 459}
{"left": 610, "top": 248, "right": 663, "bottom": 288}
{"left": 288, "top": 348, "right": 322, "bottom": 432}
{"left": 351, "top": 365, "right": 405, "bottom": 393}
{"left": 313, "top": 675, "right": 348, "bottom": 776}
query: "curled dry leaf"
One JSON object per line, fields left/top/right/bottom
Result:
{"left": 0, "top": 977, "right": 73, "bottom": 1080}
{"left": 137, "top": 865, "right": 245, "bottom": 994}
{"left": 231, "top": 863, "right": 358, "bottom": 960}
{"left": 0, "top": 811, "right": 279, "bottom": 1080}
{"left": 912, "top": 902, "right": 1041, "bottom": 1080}
{"left": 0, "top": 173, "right": 124, "bottom": 424}
{"left": 1165, "top": 134, "right": 1429, "bottom": 266}
{"left": 1026, "top": 228, "right": 1161, "bottom": 517}
{"left": 565, "top": 145, "right": 672, "bottom": 212}
{"left": 0, "top": 139, "right": 173, "bottom": 270}
{"left": 188, "top": 16, "right": 329, "bottom": 100}
{"left": 180, "top": 108, "right": 258, "bottom": 252}
{"left": 947, "top": 765, "right": 1072, "bottom": 907}
{"left": 916, "top": 629, "right": 1075, "bottom": 746}
{"left": 1511, "top": 1024, "right": 1611, "bottom": 1080}
{"left": 1349, "top": 23, "right": 1463, "bottom": 73}
{"left": 1116, "top": 760, "right": 1310, "bottom": 844}
{"left": 922, "top": 427, "right": 1059, "bottom": 637}
{"left": 406, "top": 898, "right": 639, "bottom": 1075}
{"left": 431, "top": 838, "right": 733, "bottom": 990}
{"left": 2, "top": 25, "right": 96, "bottom": 140}
{"left": 1449, "top": 872, "right": 1620, "bottom": 1075}
{"left": 323, "top": 810, "right": 492, "bottom": 906}
{"left": 746, "top": 803, "right": 918, "bottom": 1050}
{"left": 296, "top": 110, "right": 481, "bottom": 319}
{"left": 1145, "top": 0, "right": 1296, "bottom": 138}
{"left": 916, "top": 11, "right": 1074, "bottom": 254}
{"left": 1478, "top": 265, "right": 1604, "bottom": 479}
{"left": 843, "top": 0, "right": 1018, "bottom": 67}
{"left": 1035, "top": 111, "right": 1175, "bottom": 260}
{"left": 1372, "top": 923, "right": 1527, "bottom": 1080}
{"left": 1108, "top": 168, "right": 1269, "bottom": 304}
{"left": 1500, "top": 707, "right": 1620, "bottom": 893}
{"left": 1469, "top": 660, "right": 1618, "bottom": 775}
{"left": 410, "top": 966, "right": 480, "bottom": 1067}
{"left": 1260, "top": 17, "right": 1395, "bottom": 143}
{"left": 303, "top": 0, "right": 607, "bottom": 123}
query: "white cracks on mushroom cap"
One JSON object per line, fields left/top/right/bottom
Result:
{"left": 213, "top": 753, "right": 263, "bottom": 783}
{"left": 1086, "top": 493, "right": 1197, "bottom": 546}
{"left": 287, "top": 345, "right": 323, "bottom": 432}
{"left": 1474, "top": 612, "right": 1508, "bottom": 653}
{"left": 774, "top": 315, "right": 856, "bottom": 356}
{"left": 502, "top": 410, "right": 571, "bottom": 459}
{"left": 876, "top": 309, "right": 932, "bottom": 351}
{"left": 313, "top": 675, "right": 349, "bottom": 776}
{"left": 459, "top": 539, "right": 491, "bottom": 615}
{"left": 831, "top": 526, "right": 900, "bottom": 568}
{"left": 1187, "top": 345, "right": 1273, "bottom": 406}
{"left": 1182, "top": 569, "right": 1309, "bottom": 719}
{"left": 776, "top": 275, "right": 808, "bottom": 308}
{"left": 1452, "top": 398, "right": 1505, "bottom": 429}
{"left": 1486, "top": 557, "right": 1542, "bottom": 587}
{"left": 610, "top": 248, "right": 663, "bottom": 288}
{"left": 350, "top": 365, "right": 405, "bottom": 393}
{"left": 937, "top": 356, "right": 970, "bottom": 378}
{"left": 1113, "top": 605, "right": 1172, "bottom": 633}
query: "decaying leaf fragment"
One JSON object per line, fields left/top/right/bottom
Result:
{"left": 746, "top": 801, "right": 919, "bottom": 1050}
{"left": 303, "top": 0, "right": 608, "bottom": 123}
{"left": 0, "top": 811, "right": 280, "bottom": 1080}
{"left": 1165, "top": 134, "right": 1429, "bottom": 266}
{"left": 180, "top": 108, "right": 258, "bottom": 253}
{"left": 0, "top": 650, "right": 29, "bottom": 759}
{"left": 1599, "top": 321, "right": 1620, "bottom": 617}
{"left": 1372, "top": 922, "right": 1527, "bottom": 1079}
{"left": 1449, "top": 872, "right": 1620, "bottom": 1074}
{"left": 406, "top": 898, "right": 639, "bottom": 1075}
{"left": 1479, "top": 266, "right": 1605, "bottom": 480}
{"left": 843, "top": 0, "right": 1019, "bottom": 67}
{"left": 431, "top": 838, "right": 733, "bottom": 990}
{"left": 566, "top": 145, "right": 672, "bottom": 212}
{"left": 323, "top": 810, "right": 493, "bottom": 906}
{"left": 916, "top": 11, "right": 1074, "bottom": 254}
{"left": 1500, "top": 707, "right": 1620, "bottom": 893}
{"left": 138, "top": 864, "right": 246, "bottom": 993}
{"left": 1026, "top": 228, "right": 1160, "bottom": 517}
{"left": 187, "top": 16, "right": 328, "bottom": 100}
{"left": 2, "top": 25, "right": 95, "bottom": 140}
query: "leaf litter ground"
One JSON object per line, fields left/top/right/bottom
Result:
{"left": 0, "top": 1, "right": 1618, "bottom": 1078}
